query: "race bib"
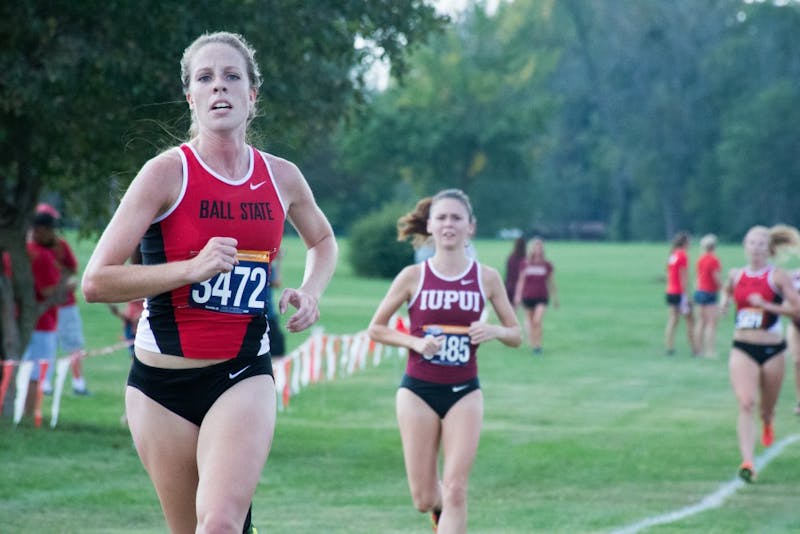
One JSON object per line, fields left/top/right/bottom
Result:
{"left": 422, "top": 324, "right": 471, "bottom": 366}
{"left": 735, "top": 307, "right": 763, "bottom": 329}
{"left": 189, "top": 250, "right": 270, "bottom": 315}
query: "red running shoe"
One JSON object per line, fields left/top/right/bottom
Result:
{"left": 762, "top": 423, "right": 774, "bottom": 447}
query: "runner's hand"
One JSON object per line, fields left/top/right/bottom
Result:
{"left": 416, "top": 334, "right": 444, "bottom": 356}
{"left": 279, "top": 288, "right": 319, "bottom": 332}
{"left": 190, "top": 237, "right": 238, "bottom": 282}
{"left": 468, "top": 321, "right": 496, "bottom": 345}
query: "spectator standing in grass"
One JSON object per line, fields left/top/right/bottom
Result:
{"left": 664, "top": 232, "right": 698, "bottom": 356}
{"left": 82, "top": 31, "right": 336, "bottom": 533}
{"left": 719, "top": 225, "right": 800, "bottom": 482}
{"left": 368, "top": 189, "right": 520, "bottom": 534}
{"left": 35, "top": 203, "right": 91, "bottom": 395}
{"left": 693, "top": 234, "right": 722, "bottom": 358}
{"left": 21, "top": 212, "right": 68, "bottom": 420}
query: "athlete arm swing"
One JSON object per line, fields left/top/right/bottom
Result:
{"left": 468, "top": 265, "right": 521, "bottom": 346}
{"left": 269, "top": 155, "right": 337, "bottom": 333}
{"left": 368, "top": 265, "right": 444, "bottom": 356}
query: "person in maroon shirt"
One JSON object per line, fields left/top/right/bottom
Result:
{"left": 503, "top": 236, "right": 525, "bottom": 304}
{"left": 514, "top": 237, "right": 558, "bottom": 355}
{"left": 368, "top": 189, "right": 520, "bottom": 533}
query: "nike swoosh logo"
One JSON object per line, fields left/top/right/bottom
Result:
{"left": 228, "top": 365, "right": 252, "bottom": 379}
{"left": 250, "top": 181, "right": 267, "bottom": 190}
{"left": 451, "top": 384, "right": 469, "bottom": 393}
{"left": 460, "top": 279, "right": 473, "bottom": 285}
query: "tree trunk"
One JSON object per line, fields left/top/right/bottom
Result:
{"left": 0, "top": 115, "right": 40, "bottom": 357}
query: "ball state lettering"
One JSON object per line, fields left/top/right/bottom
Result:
{"left": 418, "top": 289, "right": 481, "bottom": 312}
{"left": 199, "top": 200, "right": 275, "bottom": 221}
{"left": 240, "top": 201, "right": 274, "bottom": 221}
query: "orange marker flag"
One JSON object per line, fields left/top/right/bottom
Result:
{"left": 33, "top": 360, "right": 50, "bottom": 428}
{"left": 0, "top": 360, "right": 15, "bottom": 415}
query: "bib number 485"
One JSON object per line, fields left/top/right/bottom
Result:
{"left": 422, "top": 325, "right": 471, "bottom": 366}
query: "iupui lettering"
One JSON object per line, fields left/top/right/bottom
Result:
{"left": 418, "top": 290, "right": 481, "bottom": 312}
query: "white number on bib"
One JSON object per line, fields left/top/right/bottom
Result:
{"left": 422, "top": 325, "right": 471, "bottom": 366}
{"left": 190, "top": 250, "right": 270, "bottom": 315}
{"left": 735, "top": 308, "right": 763, "bottom": 329}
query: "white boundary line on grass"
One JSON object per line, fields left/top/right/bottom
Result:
{"left": 610, "top": 433, "right": 800, "bottom": 534}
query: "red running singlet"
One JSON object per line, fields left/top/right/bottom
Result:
{"left": 732, "top": 266, "right": 782, "bottom": 333}
{"left": 666, "top": 248, "right": 687, "bottom": 295}
{"left": 406, "top": 259, "right": 486, "bottom": 384}
{"left": 137, "top": 144, "right": 286, "bottom": 359}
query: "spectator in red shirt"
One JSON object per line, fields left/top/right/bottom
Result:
{"left": 35, "top": 203, "right": 90, "bottom": 395}
{"left": 664, "top": 232, "right": 698, "bottom": 356}
{"left": 693, "top": 234, "right": 722, "bottom": 357}
{"left": 21, "top": 212, "right": 68, "bottom": 417}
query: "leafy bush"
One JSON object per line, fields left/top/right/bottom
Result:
{"left": 348, "top": 205, "right": 414, "bottom": 278}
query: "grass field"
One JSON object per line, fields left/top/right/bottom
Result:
{"left": 2, "top": 237, "right": 800, "bottom": 533}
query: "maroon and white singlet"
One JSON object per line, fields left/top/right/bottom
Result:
{"left": 732, "top": 266, "right": 783, "bottom": 334}
{"left": 406, "top": 259, "right": 486, "bottom": 384}
{"left": 137, "top": 143, "right": 286, "bottom": 359}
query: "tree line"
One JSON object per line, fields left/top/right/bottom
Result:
{"left": 305, "top": 0, "right": 800, "bottom": 241}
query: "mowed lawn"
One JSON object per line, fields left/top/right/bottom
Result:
{"left": 1, "top": 236, "right": 799, "bottom": 533}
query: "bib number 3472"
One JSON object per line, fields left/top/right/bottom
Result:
{"left": 189, "top": 250, "right": 270, "bottom": 315}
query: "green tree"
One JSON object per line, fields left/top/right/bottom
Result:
{"left": 694, "top": 2, "right": 800, "bottom": 239}
{"left": 348, "top": 204, "right": 414, "bottom": 278}
{"left": 717, "top": 81, "right": 800, "bottom": 237}
{"left": 331, "top": 0, "right": 558, "bottom": 237}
